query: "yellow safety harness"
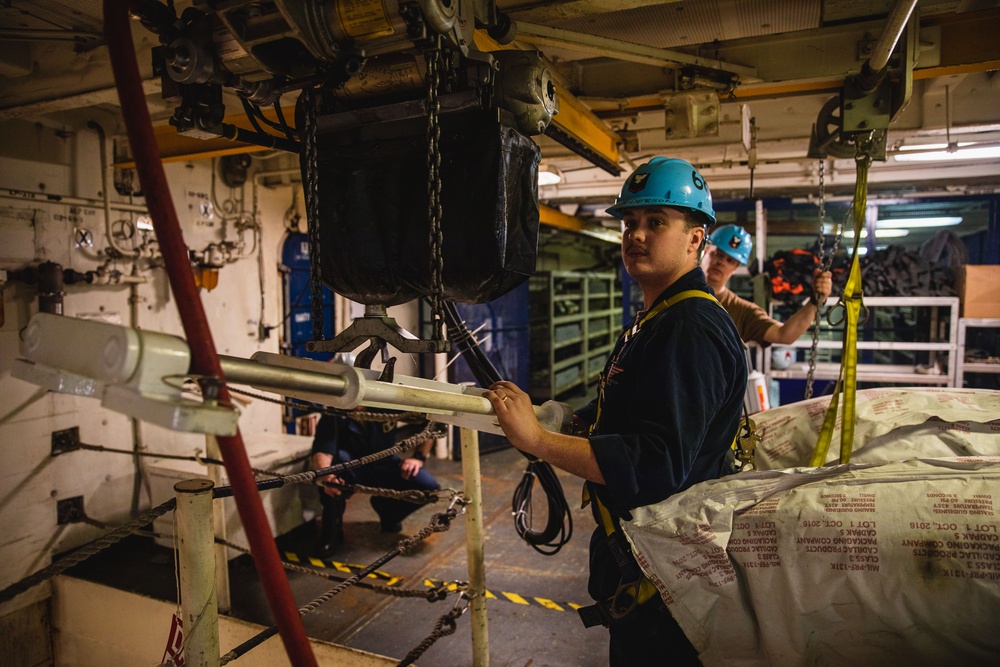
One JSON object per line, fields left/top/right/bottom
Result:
{"left": 579, "top": 288, "right": 727, "bottom": 628}
{"left": 592, "top": 290, "right": 721, "bottom": 431}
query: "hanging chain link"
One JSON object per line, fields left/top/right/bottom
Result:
{"left": 804, "top": 159, "right": 844, "bottom": 399}
{"left": 425, "top": 38, "right": 446, "bottom": 345}
{"left": 804, "top": 160, "right": 827, "bottom": 399}
{"left": 302, "top": 87, "right": 325, "bottom": 344}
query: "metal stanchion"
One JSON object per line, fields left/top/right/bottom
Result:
{"left": 175, "top": 478, "right": 221, "bottom": 667}
{"left": 460, "top": 428, "right": 489, "bottom": 667}
{"left": 204, "top": 436, "right": 232, "bottom": 613}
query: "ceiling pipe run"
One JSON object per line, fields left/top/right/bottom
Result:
{"left": 102, "top": 2, "right": 318, "bottom": 666}
{"left": 858, "top": 0, "right": 919, "bottom": 93}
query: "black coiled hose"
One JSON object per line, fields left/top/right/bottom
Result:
{"left": 443, "top": 301, "right": 573, "bottom": 555}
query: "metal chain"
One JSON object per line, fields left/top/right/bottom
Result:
{"left": 804, "top": 159, "right": 827, "bottom": 399}
{"left": 220, "top": 496, "right": 467, "bottom": 666}
{"left": 425, "top": 38, "right": 446, "bottom": 344}
{"left": 216, "top": 536, "right": 456, "bottom": 601}
{"left": 397, "top": 592, "right": 471, "bottom": 666}
{"left": 301, "top": 87, "right": 324, "bottom": 343}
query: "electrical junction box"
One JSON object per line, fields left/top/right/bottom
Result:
{"left": 147, "top": 432, "right": 313, "bottom": 559}
{"left": 956, "top": 265, "right": 1000, "bottom": 318}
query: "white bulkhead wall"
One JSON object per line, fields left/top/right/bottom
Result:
{"left": 0, "top": 117, "right": 312, "bottom": 616}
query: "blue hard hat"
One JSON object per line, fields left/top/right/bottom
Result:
{"left": 605, "top": 157, "right": 716, "bottom": 225}
{"left": 707, "top": 224, "right": 753, "bottom": 265}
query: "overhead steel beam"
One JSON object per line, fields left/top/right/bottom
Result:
{"left": 500, "top": 0, "right": 683, "bottom": 23}
{"left": 540, "top": 205, "right": 621, "bottom": 244}
{"left": 475, "top": 30, "right": 622, "bottom": 174}
{"left": 115, "top": 111, "right": 286, "bottom": 167}
{"left": 515, "top": 22, "right": 757, "bottom": 79}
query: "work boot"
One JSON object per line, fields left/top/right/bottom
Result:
{"left": 315, "top": 524, "right": 344, "bottom": 559}
{"left": 315, "top": 495, "right": 346, "bottom": 558}
{"left": 371, "top": 496, "right": 404, "bottom": 533}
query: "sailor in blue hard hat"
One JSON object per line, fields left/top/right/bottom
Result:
{"left": 605, "top": 157, "right": 717, "bottom": 307}
{"left": 484, "top": 156, "right": 746, "bottom": 666}
{"left": 702, "top": 223, "right": 834, "bottom": 346}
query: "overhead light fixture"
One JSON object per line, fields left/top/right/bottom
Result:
{"left": 822, "top": 224, "right": 908, "bottom": 238}
{"left": 877, "top": 216, "right": 962, "bottom": 229}
{"left": 538, "top": 165, "right": 563, "bottom": 186}
{"left": 842, "top": 228, "right": 909, "bottom": 239}
{"left": 893, "top": 142, "right": 1000, "bottom": 162}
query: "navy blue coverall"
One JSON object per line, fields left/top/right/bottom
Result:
{"left": 577, "top": 267, "right": 747, "bottom": 666}
{"left": 312, "top": 413, "right": 439, "bottom": 534}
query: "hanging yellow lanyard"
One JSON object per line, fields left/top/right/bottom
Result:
{"left": 809, "top": 151, "right": 871, "bottom": 466}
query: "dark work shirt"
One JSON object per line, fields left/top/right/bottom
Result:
{"left": 583, "top": 267, "right": 747, "bottom": 600}
{"left": 312, "top": 412, "right": 428, "bottom": 460}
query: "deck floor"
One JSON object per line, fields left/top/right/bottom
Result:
{"left": 69, "top": 444, "right": 609, "bottom": 666}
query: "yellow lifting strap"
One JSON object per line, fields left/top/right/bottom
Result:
{"left": 809, "top": 152, "right": 872, "bottom": 467}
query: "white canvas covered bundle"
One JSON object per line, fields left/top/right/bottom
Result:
{"left": 752, "top": 387, "right": 1000, "bottom": 470}
{"left": 622, "top": 457, "right": 1000, "bottom": 667}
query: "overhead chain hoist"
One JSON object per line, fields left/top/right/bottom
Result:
{"left": 133, "top": 0, "right": 559, "bottom": 368}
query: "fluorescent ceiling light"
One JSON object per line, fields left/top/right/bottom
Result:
{"left": 893, "top": 142, "right": 1000, "bottom": 162}
{"left": 847, "top": 246, "right": 869, "bottom": 256}
{"left": 843, "top": 228, "right": 909, "bottom": 238}
{"left": 538, "top": 166, "right": 563, "bottom": 186}
{"left": 877, "top": 216, "right": 962, "bottom": 229}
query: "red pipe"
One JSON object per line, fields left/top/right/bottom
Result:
{"left": 102, "top": 4, "right": 317, "bottom": 665}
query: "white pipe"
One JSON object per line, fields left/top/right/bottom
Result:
{"left": 175, "top": 478, "right": 220, "bottom": 667}
{"left": 460, "top": 428, "right": 489, "bottom": 667}
{"left": 868, "top": 0, "right": 919, "bottom": 73}
{"left": 0, "top": 189, "right": 149, "bottom": 213}
{"left": 232, "top": 352, "right": 573, "bottom": 435}
{"left": 88, "top": 121, "right": 140, "bottom": 257}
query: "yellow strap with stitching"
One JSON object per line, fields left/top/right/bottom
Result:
{"left": 809, "top": 153, "right": 870, "bottom": 466}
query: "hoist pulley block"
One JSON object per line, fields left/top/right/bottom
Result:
{"left": 310, "top": 104, "right": 541, "bottom": 306}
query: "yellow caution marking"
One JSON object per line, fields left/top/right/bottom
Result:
{"left": 281, "top": 552, "right": 397, "bottom": 583}
{"left": 533, "top": 598, "right": 564, "bottom": 611}
{"left": 283, "top": 555, "right": 582, "bottom": 611}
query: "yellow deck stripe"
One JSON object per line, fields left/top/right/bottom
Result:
{"left": 284, "top": 553, "right": 583, "bottom": 611}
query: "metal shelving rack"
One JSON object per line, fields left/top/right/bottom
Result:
{"left": 529, "top": 271, "right": 620, "bottom": 401}
{"left": 765, "top": 296, "right": 960, "bottom": 387}
{"left": 956, "top": 318, "right": 1000, "bottom": 387}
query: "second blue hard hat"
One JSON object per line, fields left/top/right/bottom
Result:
{"left": 707, "top": 224, "right": 753, "bottom": 265}
{"left": 605, "top": 157, "right": 716, "bottom": 225}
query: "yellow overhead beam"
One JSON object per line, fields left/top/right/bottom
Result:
{"left": 474, "top": 31, "right": 622, "bottom": 174}
{"left": 539, "top": 204, "right": 583, "bottom": 232}
{"left": 118, "top": 105, "right": 292, "bottom": 167}
{"left": 540, "top": 205, "right": 622, "bottom": 245}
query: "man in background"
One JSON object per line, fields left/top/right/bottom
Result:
{"left": 702, "top": 224, "right": 833, "bottom": 346}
